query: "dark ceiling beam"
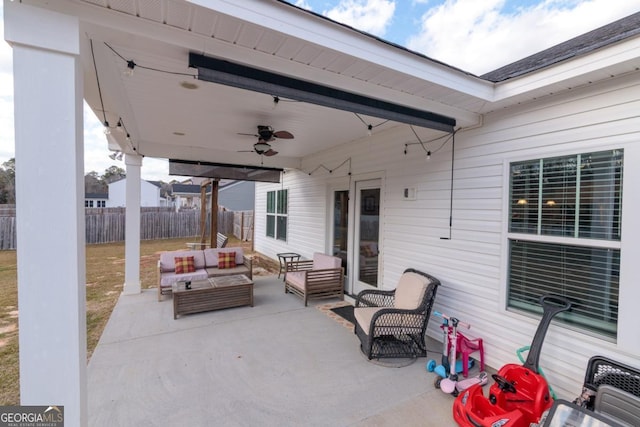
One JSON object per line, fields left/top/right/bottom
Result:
{"left": 189, "top": 52, "right": 456, "bottom": 133}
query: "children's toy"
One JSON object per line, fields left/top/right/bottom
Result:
{"left": 426, "top": 312, "right": 474, "bottom": 381}
{"left": 452, "top": 295, "right": 571, "bottom": 427}
{"left": 428, "top": 311, "right": 488, "bottom": 396}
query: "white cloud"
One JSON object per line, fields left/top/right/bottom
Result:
{"left": 406, "top": 0, "right": 640, "bottom": 75}
{"left": 294, "top": 0, "right": 312, "bottom": 10}
{"left": 324, "top": 0, "right": 396, "bottom": 37}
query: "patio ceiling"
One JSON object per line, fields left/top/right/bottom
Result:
{"left": 37, "top": 0, "right": 492, "bottom": 172}
{"left": 35, "top": 0, "right": 640, "bottom": 173}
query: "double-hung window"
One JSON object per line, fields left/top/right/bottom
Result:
{"left": 266, "top": 189, "right": 288, "bottom": 241}
{"left": 507, "top": 149, "right": 623, "bottom": 338}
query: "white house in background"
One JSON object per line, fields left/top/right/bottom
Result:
{"left": 84, "top": 192, "right": 108, "bottom": 208}
{"left": 170, "top": 183, "right": 202, "bottom": 210}
{"left": 106, "top": 178, "right": 168, "bottom": 207}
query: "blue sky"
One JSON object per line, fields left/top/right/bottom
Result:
{"left": 290, "top": 0, "right": 639, "bottom": 75}
{"left": 1, "top": 1, "right": 638, "bottom": 181}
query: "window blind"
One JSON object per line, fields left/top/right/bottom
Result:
{"left": 507, "top": 149, "right": 623, "bottom": 338}
{"left": 508, "top": 240, "right": 619, "bottom": 337}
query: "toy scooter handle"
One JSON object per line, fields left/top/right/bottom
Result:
{"left": 523, "top": 294, "right": 572, "bottom": 373}
{"left": 540, "top": 294, "right": 572, "bottom": 312}
{"left": 433, "top": 311, "right": 471, "bottom": 329}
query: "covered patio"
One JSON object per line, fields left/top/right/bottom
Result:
{"left": 88, "top": 275, "right": 455, "bottom": 426}
{"left": 6, "top": 1, "right": 640, "bottom": 425}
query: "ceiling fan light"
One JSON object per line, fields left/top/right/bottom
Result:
{"left": 254, "top": 141, "right": 271, "bottom": 152}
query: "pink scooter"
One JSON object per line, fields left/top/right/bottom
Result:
{"left": 433, "top": 311, "right": 488, "bottom": 396}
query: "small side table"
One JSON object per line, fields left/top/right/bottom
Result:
{"left": 277, "top": 252, "right": 301, "bottom": 280}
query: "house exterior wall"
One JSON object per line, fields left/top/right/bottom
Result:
{"left": 254, "top": 71, "right": 640, "bottom": 399}
{"left": 219, "top": 181, "right": 255, "bottom": 211}
{"left": 106, "top": 179, "right": 163, "bottom": 207}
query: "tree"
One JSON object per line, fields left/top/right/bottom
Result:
{"left": 85, "top": 171, "right": 107, "bottom": 194}
{"left": 0, "top": 158, "right": 16, "bottom": 204}
{"left": 102, "top": 166, "right": 126, "bottom": 184}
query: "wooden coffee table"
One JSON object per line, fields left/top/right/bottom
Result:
{"left": 172, "top": 274, "right": 254, "bottom": 319}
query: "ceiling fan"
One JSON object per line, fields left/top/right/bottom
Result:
{"left": 238, "top": 125, "right": 294, "bottom": 156}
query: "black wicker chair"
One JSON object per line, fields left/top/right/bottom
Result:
{"left": 354, "top": 268, "right": 440, "bottom": 360}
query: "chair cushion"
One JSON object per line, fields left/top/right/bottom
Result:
{"left": 285, "top": 271, "right": 306, "bottom": 291}
{"left": 174, "top": 256, "right": 195, "bottom": 274}
{"left": 354, "top": 307, "right": 383, "bottom": 335}
{"left": 312, "top": 252, "right": 341, "bottom": 270}
{"left": 218, "top": 251, "right": 236, "bottom": 269}
{"left": 394, "top": 272, "right": 429, "bottom": 310}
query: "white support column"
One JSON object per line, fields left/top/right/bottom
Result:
{"left": 5, "top": 2, "right": 87, "bottom": 426}
{"left": 123, "top": 154, "right": 142, "bottom": 295}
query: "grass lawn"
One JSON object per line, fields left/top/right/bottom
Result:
{"left": 0, "top": 236, "right": 277, "bottom": 405}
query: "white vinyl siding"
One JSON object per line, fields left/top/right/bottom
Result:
{"left": 253, "top": 72, "right": 640, "bottom": 399}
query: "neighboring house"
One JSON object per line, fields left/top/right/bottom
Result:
{"left": 254, "top": 13, "right": 640, "bottom": 399}
{"left": 177, "top": 179, "right": 255, "bottom": 211}
{"left": 106, "top": 178, "right": 168, "bottom": 207}
{"left": 218, "top": 180, "right": 255, "bottom": 211}
{"left": 84, "top": 192, "right": 108, "bottom": 208}
{"left": 171, "top": 183, "right": 202, "bottom": 210}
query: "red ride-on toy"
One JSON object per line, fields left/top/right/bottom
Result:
{"left": 453, "top": 295, "right": 571, "bottom": 427}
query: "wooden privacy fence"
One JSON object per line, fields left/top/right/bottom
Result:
{"left": 0, "top": 207, "right": 253, "bottom": 249}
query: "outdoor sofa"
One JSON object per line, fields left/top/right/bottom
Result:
{"left": 157, "top": 247, "right": 252, "bottom": 301}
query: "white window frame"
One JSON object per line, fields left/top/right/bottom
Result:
{"left": 504, "top": 149, "right": 623, "bottom": 339}
{"left": 266, "top": 189, "right": 288, "bottom": 242}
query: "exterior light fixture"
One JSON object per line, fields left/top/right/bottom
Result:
{"left": 254, "top": 142, "right": 271, "bottom": 153}
{"left": 125, "top": 60, "right": 136, "bottom": 76}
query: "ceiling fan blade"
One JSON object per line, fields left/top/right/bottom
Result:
{"left": 237, "top": 132, "right": 259, "bottom": 137}
{"left": 264, "top": 149, "right": 278, "bottom": 157}
{"left": 273, "top": 130, "right": 294, "bottom": 139}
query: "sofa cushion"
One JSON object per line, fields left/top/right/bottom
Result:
{"left": 218, "top": 251, "right": 237, "bottom": 269}
{"left": 174, "top": 256, "right": 195, "bottom": 274}
{"left": 159, "top": 250, "right": 205, "bottom": 272}
{"left": 394, "top": 272, "right": 429, "bottom": 310}
{"left": 159, "top": 269, "right": 208, "bottom": 287}
{"left": 204, "top": 247, "right": 244, "bottom": 267}
{"left": 312, "top": 252, "right": 341, "bottom": 270}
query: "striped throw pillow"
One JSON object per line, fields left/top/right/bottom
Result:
{"left": 174, "top": 256, "right": 195, "bottom": 274}
{"left": 218, "top": 251, "right": 237, "bottom": 269}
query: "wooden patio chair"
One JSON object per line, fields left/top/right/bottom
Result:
{"left": 285, "top": 252, "right": 344, "bottom": 306}
{"left": 217, "top": 232, "right": 228, "bottom": 248}
{"left": 354, "top": 268, "right": 440, "bottom": 360}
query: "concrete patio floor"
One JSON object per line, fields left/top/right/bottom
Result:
{"left": 88, "top": 276, "right": 466, "bottom": 426}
